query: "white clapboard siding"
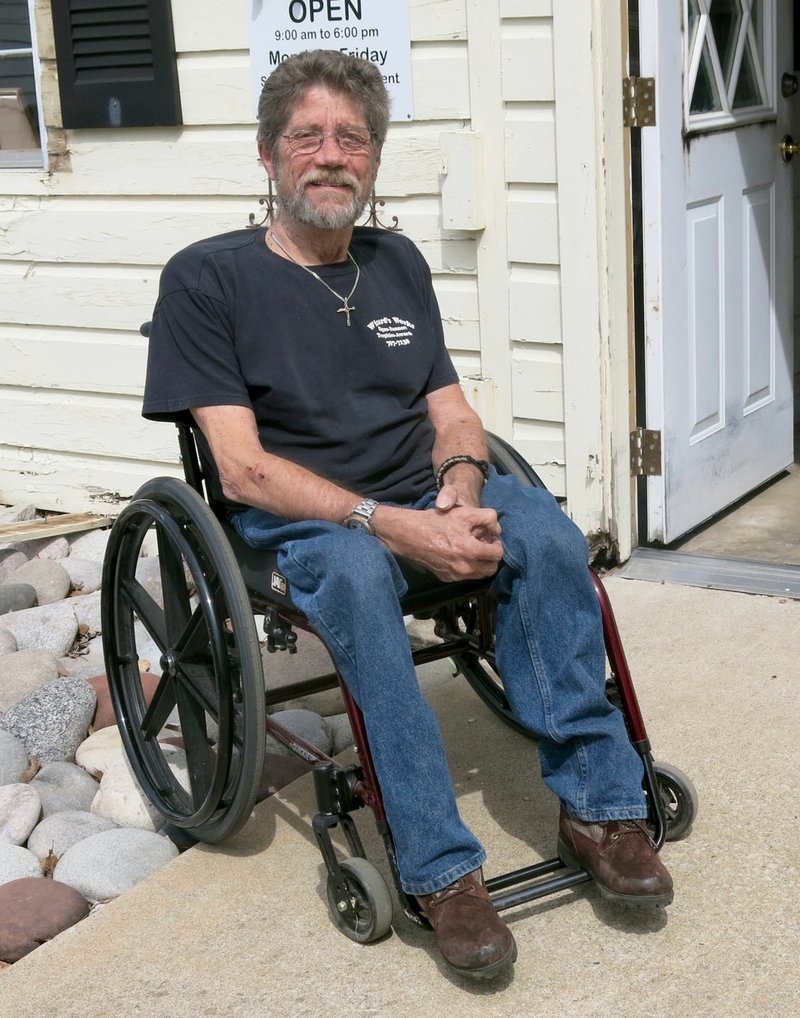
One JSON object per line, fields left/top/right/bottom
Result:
{"left": 511, "top": 346, "right": 564, "bottom": 424}
{"left": 506, "top": 187, "right": 559, "bottom": 266}
{"left": 0, "top": 446, "right": 182, "bottom": 513}
{"left": 508, "top": 265, "right": 561, "bottom": 345}
{"left": 504, "top": 107, "right": 557, "bottom": 184}
{"left": 0, "top": 390, "right": 178, "bottom": 462}
{"left": 0, "top": 326, "right": 147, "bottom": 395}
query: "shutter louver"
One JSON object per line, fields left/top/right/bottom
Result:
{"left": 52, "top": 0, "right": 181, "bottom": 129}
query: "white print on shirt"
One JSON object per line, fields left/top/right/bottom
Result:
{"left": 366, "top": 316, "right": 416, "bottom": 348}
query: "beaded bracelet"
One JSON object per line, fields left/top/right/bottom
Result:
{"left": 435, "top": 455, "right": 490, "bottom": 491}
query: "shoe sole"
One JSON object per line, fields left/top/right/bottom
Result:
{"left": 556, "top": 837, "right": 674, "bottom": 910}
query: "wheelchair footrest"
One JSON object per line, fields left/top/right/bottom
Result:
{"left": 486, "top": 857, "right": 591, "bottom": 912}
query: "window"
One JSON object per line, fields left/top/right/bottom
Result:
{"left": 686, "top": 0, "right": 775, "bottom": 133}
{"left": 0, "top": 0, "right": 45, "bottom": 167}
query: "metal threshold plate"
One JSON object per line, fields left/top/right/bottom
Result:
{"left": 618, "top": 548, "right": 800, "bottom": 599}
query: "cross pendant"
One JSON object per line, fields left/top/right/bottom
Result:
{"left": 338, "top": 299, "right": 355, "bottom": 327}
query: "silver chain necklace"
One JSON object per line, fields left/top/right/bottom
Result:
{"left": 269, "top": 229, "right": 360, "bottom": 327}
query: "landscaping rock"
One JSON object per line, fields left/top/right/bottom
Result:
{"left": 0, "top": 877, "right": 90, "bottom": 963}
{"left": 91, "top": 749, "right": 187, "bottom": 831}
{"left": 86, "top": 672, "right": 160, "bottom": 731}
{"left": 0, "top": 732, "right": 29, "bottom": 785}
{"left": 134, "top": 556, "right": 164, "bottom": 607}
{"left": 0, "top": 550, "right": 28, "bottom": 584}
{"left": 27, "top": 810, "right": 119, "bottom": 864}
{"left": 0, "top": 504, "right": 39, "bottom": 525}
{"left": 0, "top": 844, "right": 43, "bottom": 884}
{"left": 326, "top": 712, "right": 354, "bottom": 754}
{"left": 0, "top": 784, "right": 41, "bottom": 845}
{"left": 61, "top": 556, "right": 103, "bottom": 595}
{"left": 30, "top": 762, "right": 99, "bottom": 817}
{"left": 53, "top": 827, "right": 178, "bottom": 903}
{"left": 0, "top": 677, "right": 96, "bottom": 763}
{"left": 0, "top": 584, "right": 37, "bottom": 616}
{"left": 266, "top": 708, "right": 333, "bottom": 757}
{"left": 75, "top": 725, "right": 126, "bottom": 778}
{"left": 0, "top": 602, "right": 78, "bottom": 657}
{"left": 6, "top": 559, "right": 70, "bottom": 606}
{"left": 68, "top": 529, "right": 111, "bottom": 564}
{"left": 68, "top": 590, "right": 102, "bottom": 635}
{"left": 0, "top": 628, "right": 17, "bottom": 656}
{"left": 0, "top": 650, "right": 60, "bottom": 711}
{"left": 57, "top": 640, "right": 106, "bottom": 682}
{"left": 26, "top": 536, "right": 70, "bottom": 561}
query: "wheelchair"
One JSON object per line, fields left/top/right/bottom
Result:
{"left": 100, "top": 422, "right": 698, "bottom": 943}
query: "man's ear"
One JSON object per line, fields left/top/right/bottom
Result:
{"left": 258, "top": 140, "right": 276, "bottom": 180}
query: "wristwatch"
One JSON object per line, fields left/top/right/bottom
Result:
{"left": 343, "top": 498, "right": 380, "bottom": 535}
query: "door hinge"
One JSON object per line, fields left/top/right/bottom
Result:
{"left": 630, "top": 428, "right": 662, "bottom": 476}
{"left": 622, "top": 76, "right": 656, "bottom": 128}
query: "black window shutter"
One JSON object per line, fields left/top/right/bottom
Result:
{"left": 52, "top": 0, "right": 182, "bottom": 128}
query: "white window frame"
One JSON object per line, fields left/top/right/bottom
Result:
{"left": 0, "top": 0, "right": 47, "bottom": 169}
{"left": 684, "top": 0, "right": 776, "bottom": 135}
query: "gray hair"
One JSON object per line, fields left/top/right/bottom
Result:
{"left": 256, "top": 49, "right": 390, "bottom": 153}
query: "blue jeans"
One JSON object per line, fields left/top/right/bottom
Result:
{"left": 233, "top": 469, "right": 646, "bottom": 896}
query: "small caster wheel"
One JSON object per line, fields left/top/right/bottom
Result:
{"left": 653, "top": 761, "right": 699, "bottom": 841}
{"left": 326, "top": 857, "right": 393, "bottom": 944}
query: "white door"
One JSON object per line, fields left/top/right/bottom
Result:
{"left": 639, "top": 0, "right": 794, "bottom": 543}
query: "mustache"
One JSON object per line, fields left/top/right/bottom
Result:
{"left": 299, "top": 170, "right": 360, "bottom": 189}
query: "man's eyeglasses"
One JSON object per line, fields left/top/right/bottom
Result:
{"left": 282, "top": 129, "right": 374, "bottom": 155}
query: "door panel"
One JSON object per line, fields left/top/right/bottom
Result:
{"left": 639, "top": 0, "right": 794, "bottom": 543}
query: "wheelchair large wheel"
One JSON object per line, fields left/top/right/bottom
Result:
{"left": 101, "top": 477, "right": 266, "bottom": 843}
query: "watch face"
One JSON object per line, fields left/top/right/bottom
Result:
{"left": 346, "top": 516, "right": 370, "bottom": 531}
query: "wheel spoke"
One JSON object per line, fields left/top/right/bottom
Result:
{"left": 120, "top": 578, "right": 168, "bottom": 649}
{"left": 174, "top": 681, "right": 216, "bottom": 808}
{"left": 139, "top": 673, "right": 178, "bottom": 739}
{"left": 157, "top": 524, "right": 193, "bottom": 644}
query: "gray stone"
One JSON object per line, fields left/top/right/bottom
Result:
{"left": 0, "top": 628, "right": 17, "bottom": 656}
{"left": 61, "top": 556, "right": 103, "bottom": 595}
{"left": 0, "top": 731, "right": 29, "bottom": 785}
{"left": 326, "top": 712, "right": 354, "bottom": 755}
{"left": 67, "top": 529, "right": 111, "bottom": 564}
{"left": 30, "top": 762, "right": 99, "bottom": 817}
{"left": 0, "top": 649, "right": 60, "bottom": 711}
{"left": 135, "top": 556, "right": 164, "bottom": 608}
{"left": 5, "top": 559, "right": 70, "bottom": 606}
{"left": 57, "top": 641, "right": 106, "bottom": 681}
{"left": 266, "top": 708, "right": 333, "bottom": 758}
{"left": 0, "top": 844, "right": 43, "bottom": 884}
{"left": 0, "top": 584, "right": 37, "bottom": 616}
{"left": 0, "top": 784, "right": 42, "bottom": 845}
{"left": 0, "top": 504, "right": 38, "bottom": 526}
{"left": 27, "top": 810, "right": 118, "bottom": 864}
{"left": 0, "top": 602, "right": 78, "bottom": 657}
{"left": 0, "top": 677, "right": 96, "bottom": 763}
{"left": 0, "top": 549, "right": 28, "bottom": 584}
{"left": 69, "top": 590, "right": 102, "bottom": 636}
{"left": 53, "top": 827, "right": 178, "bottom": 902}
{"left": 25, "top": 536, "right": 70, "bottom": 561}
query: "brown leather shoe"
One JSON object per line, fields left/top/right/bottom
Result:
{"left": 415, "top": 870, "right": 517, "bottom": 978}
{"left": 557, "top": 809, "right": 674, "bottom": 909}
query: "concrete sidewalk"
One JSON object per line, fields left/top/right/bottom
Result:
{"left": 1, "top": 575, "right": 798, "bottom": 1018}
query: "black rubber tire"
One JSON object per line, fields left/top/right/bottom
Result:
{"left": 653, "top": 761, "right": 699, "bottom": 841}
{"left": 325, "top": 857, "right": 394, "bottom": 944}
{"left": 101, "top": 477, "right": 266, "bottom": 843}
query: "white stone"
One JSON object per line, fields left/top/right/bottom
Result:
{"left": 0, "top": 627, "right": 18, "bottom": 656}
{"left": 0, "top": 603, "right": 78, "bottom": 657}
{"left": 61, "top": 556, "right": 104, "bottom": 595}
{"left": 0, "top": 843, "right": 44, "bottom": 884}
{"left": 0, "top": 549, "right": 28, "bottom": 584}
{"left": 0, "top": 731, "right": 29, "bottom": 784}
{"left": 30, "top": 761, "right": 100, "bottom": 817}
{"left": 27, "top": 810, "right": 119, "bottom": 864}
{"left": 75, "top": 726, "right": 126, "bottom": 779}
{"left": 6, "top": 558, "right": 71, "bottom": 605}
{"left": 0, "top": 783, "right": 42, "bottom": 845}
{"left": 68, "top": 529, "right": 111, "bottom": 563}
{"left": 90, "top": 746, "right": 189, "bottom": 831}
{"left": 53, "top": 827, "right": 178, "bottom": 903}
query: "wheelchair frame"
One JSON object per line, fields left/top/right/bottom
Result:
{"left": 101, "top": 424, "right": 697, "bottom": 943}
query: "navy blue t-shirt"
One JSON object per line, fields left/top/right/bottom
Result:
{"left": 142, "top": 226, "right": 458, "bottom": 504}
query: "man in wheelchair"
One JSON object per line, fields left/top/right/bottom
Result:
{"left": 142, "top": 49, "right": 673, "bottom": 979}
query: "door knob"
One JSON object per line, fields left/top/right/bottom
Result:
{"left": 780, "top": 134, "right": 800, "bottom": 162}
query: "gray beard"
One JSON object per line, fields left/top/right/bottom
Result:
{"left": 274, "top": 170, "right": 372, "bottom": 231}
